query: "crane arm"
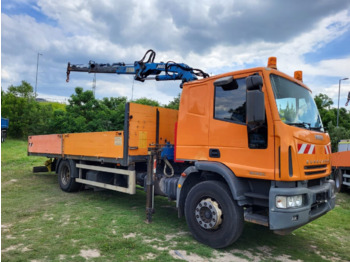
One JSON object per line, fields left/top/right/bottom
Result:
{"left": 66, "top": 49, "right": 209, "bottom": 86}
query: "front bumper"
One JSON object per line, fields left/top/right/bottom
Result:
{"left": 269, "top": 179, "right": 335, "bottom": 231}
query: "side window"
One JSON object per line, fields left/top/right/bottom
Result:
{"left": 214, "top": 78, "right": 247, "bottom": 124}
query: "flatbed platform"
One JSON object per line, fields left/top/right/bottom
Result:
{"left": 28, "top": 103, "right": 178, "bottom": 166}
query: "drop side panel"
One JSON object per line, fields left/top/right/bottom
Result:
{"left": 63, "top": 131, "right": 124, "bottom": 159}
{"left": 28, "top": 134, "right": 62, "bottom": 155}
{"left": 331, "top": 151, "right": 350, "bottom": 168}
{"left": 128, "top": 103, "right": 178, "bottom": 156}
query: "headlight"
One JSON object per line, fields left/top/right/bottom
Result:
{"left": 276, "top": 195, "right": 303, "bottom": 209}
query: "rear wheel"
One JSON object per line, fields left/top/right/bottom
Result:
{"left": 184, "top": 181, "right": 244, "bottom": 248}
{"left": 58, "top": 160, "right": 81, "bottom": 192}
{"left": 334, "top": 168, "right": 344, "bottom": 193}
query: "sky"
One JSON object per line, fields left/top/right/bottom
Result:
{"left": 1, "top": 0, "right": 350, "bottom": 107}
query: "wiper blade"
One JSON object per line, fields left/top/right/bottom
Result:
{"left": 287, "top": 122, "right": 311, "bottom": 129}
{"left": 310, "top": 126, "right": 323, "bottom": 131}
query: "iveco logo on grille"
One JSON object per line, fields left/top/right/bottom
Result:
{"left": 315, "top": 135, "right": 323, "bottom": 140}
{"left": 306, "top": 159, "right": 330, "bottom": 164}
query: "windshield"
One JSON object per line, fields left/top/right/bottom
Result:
{"left": 270, "top": 74, "right": 324, "bottom": 132}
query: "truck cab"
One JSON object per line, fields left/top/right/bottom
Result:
{"left": 176, "top": 61, "right": 335, "bottom": 244}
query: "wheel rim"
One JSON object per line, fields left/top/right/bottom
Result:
{"left": 61, "top": 165, "right": 70, "bottom": 185}
{"left": 195, "top": 198, "right": 223, "bottom": 230}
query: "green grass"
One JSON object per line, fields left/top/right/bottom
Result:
{"left": 2, "top": 139, "right": 350, "bottom": 261}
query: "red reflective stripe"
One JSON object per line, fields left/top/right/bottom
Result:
{"left": 297, "top": 144, "right": 302, "bottom": 151}
{"left": 298, "top": 144, "right": 307, "bottom": 154}
{"left": 304, "top": 144, "right": 311, "bottom": 154}
{"left": 307, "top": 144, "right": 315, "bottom": 154}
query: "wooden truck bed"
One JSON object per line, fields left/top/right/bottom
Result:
{"left": 28, "top": 103, "right": 178, "bottom": 166}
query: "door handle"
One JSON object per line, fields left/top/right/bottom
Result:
{"left": 209, "top": 149, "right": 221, "bottom": 158}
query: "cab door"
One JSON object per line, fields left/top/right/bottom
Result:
{"left": 208, "top": 71, "right": 275, "bottom": 180}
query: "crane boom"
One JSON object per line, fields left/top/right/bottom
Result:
{"left": 66, "top": 49, "right": 209, "bottom": 87}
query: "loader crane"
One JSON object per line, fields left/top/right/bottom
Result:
{"left": 66, "top": 49, "right": 209, "bottom": 87}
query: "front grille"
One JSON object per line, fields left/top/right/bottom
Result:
{"left": 304, "top": 165, "right": 327, "bottom": 176}
{"left": 304, "top": 165, "right": 327, "bottom": 170}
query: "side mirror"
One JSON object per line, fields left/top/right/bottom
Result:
{"left": 246, "top": 74, "right": 265, "bottom": 124}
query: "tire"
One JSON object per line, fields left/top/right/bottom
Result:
{"left": 1, "top": 130, "right": 5, "bottom": 143}
{"left": 184, "top": 181, "right": 244, "bottom": 248}
{"left": 334, "top": 169, "right": 344, "bottom": 193}
{"left": 58, "top": 160, "right": 81, "bottom": 192}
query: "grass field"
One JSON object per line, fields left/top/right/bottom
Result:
{"left": 1, "top": 139, "right": 350, "bottom": 261}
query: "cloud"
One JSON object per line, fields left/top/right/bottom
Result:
{"left": 1, "top": 0, "right": 350, "bottom": 106}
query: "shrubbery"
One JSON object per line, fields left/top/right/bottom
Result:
{"left": 1, "top": 81, "right": 180, "bottom": 139}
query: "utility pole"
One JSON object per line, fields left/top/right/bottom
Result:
{"left": 35, "top": 53, "right": 43, "bottom": 97}
{"left": 131, "top": 79, "right": 135, "bottom": 101}
{"left": 92, "top": 73, "right": 96, "bottom": 97}
{"left": 337, "top": 77, "right": 349, "bottom": 127}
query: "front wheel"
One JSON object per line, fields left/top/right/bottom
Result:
{"left": 184, "top": 181, "right": 244, "bottom": 248}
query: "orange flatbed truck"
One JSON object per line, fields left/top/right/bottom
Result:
{"left": 332, "top": 139, "right": 350, "bottom": 192}
{"left": 28, "top": 52, "right": 335, "bottom": 248}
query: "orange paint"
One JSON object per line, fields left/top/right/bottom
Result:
{"left": 331, "top": 151, "right": 350, "bottom": 168}
{"left": 28, "top": 134, "right": 62, "bottom": 155}
{"left": 63, "top": 131, "right": 124, "bottom": 159}
{"left": 128, "top": 103, "right": 178, "bottom": 156}
{"left": 176, "top": 67, "right": 331, "bottom": 181}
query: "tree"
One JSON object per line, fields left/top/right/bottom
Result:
{"left": 314, "top": 93, "right": 350, "bottom": 151}
{"left": 314, "top": 93, "right": 333, "bottom": 110}
{"left": 165, "top": 93, "right": 181, "bottom": 110}
{"left": 1, "top": 81, "right": 53, "bottom": 138}
{"left": 7, "top": 80, "right": 34, "bottom": 98}
{"left": 49, "top": 88, "right": 128, "bottom": 133}
{"left": 327, "top": 122, "right": 350, "bottom": 152}
{"left": 133, "top": 97, "right": 160, "bottom": 107}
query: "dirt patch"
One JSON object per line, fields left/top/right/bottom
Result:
{"left": 152, "top": 245, "right": 168, "bottom": 251}
{"left": 165, "top": 231, "right": 188, "bottom": 241}
{"left": 141, "top": 252, "right": 156, "bottom": 260}
{"left": 3, "top": 179, "right": 18, "bottom": 186}
{"left": 22, "top": 246, "right": 32, "bottom": 252}
{"left": 123, "top": 233, "right": 136, "bottom": 239}
{"left": 79, "top": 249, "right": 101, "bottom": 259}
{"left": 2, "top": 244, "right": 23, "bottom": 253}
{"left": 212, "top": 251, "right": 250, "bottom": 262}
{"left": 1, "top": 224, "right": 12, "bottom": 233}
{"left": 59, "top": 254, "right": 66, "bottom": 261}
{"left": 2, "top": 243, "right": 32, "bottom": 253}
{"left": 213, "top": 250, "right": 253, "bottom": 262}
{"left": 170, "top": 250, "right": 209, "bottom": 262}
{"left": 60, "top": 215, "right": 71, "bottom": 226}
{"left": 43, "top": 212, "right": 54, "bottom": 221}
